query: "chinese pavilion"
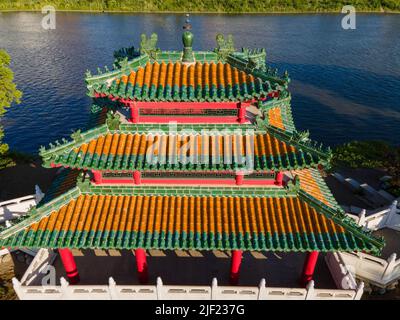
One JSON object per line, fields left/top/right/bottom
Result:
{"left": 0, "top": 22, "right": 384, "bottom": 288}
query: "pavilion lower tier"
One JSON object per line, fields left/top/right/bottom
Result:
{"left": 55, "top": 247, "right": 321, "bottom": 286}
{"left": 0, "top": 194, "right": 376, "bottom": 253}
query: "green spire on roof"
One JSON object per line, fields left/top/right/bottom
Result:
{"left": 182, "top": 14, "right": 195, "bottom": 63}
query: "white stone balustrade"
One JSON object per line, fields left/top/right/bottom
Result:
{"left": 336, "top": 251, "right": 400, "bottom": 289}
{"left": 0, "top": 195, "right": 36, "bottom": 223}
{"left": 12, "top": 275, "right": 364, "bottom": 300}
{"left": 352, "top": 200, "right": 400, "bottom": 231}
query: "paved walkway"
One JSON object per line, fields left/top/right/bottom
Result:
{"left": 373, "top": 228, "right": 400, "bottom": 260}
{"left": 52, "top": 249, "right": 336, "bottom": 289}
{"left": 325, "top": 175, "right": 373, "bottom": 209}
{"left": 337, "top": 168, "right": 387, "bottom": 191}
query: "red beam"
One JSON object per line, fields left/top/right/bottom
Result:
{"left": 136, "top": 101, "right": 240, "bottom": 110}
{"left": 136, "top": 116, "right": 249, "bottom": 124}
{"left": 93, "top": 178, "right": 277, "bottom": 186}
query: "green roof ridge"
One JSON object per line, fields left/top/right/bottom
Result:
{"left": 40, "top": 124, "right": 108, "bottom": 158}
{"left": 308, "top": 168, "right": 341, "bottom": 210}
{"left": 261, "top": 123, "right": 332, "bottom": 167}
{"left": 0, "top": 187, "right": 81, "bottom": 241}
{"left": 298, "top": 189, "right": 384, "bottom": 254}
{"left": 85, "top": 54, "right": 150, "bottom": 87}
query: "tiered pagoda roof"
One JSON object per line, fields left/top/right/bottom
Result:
{"left": 0, "top": 175, "right": 383, "bottom": 253}
{"left": 0, "top": 31, "right": 385, "bottom": 256}
{"left": 38, "top": 123, "right": 331, "bottom": 172}
{"left": 94, "top": 61, "right": 272, "bottom": 102}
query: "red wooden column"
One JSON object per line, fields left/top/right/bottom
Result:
{"left": 300, "top": 251, "right": 319, "bottom": 286}
{"left": 230, "top": 250, "right": 243, "bottom": 285}
{"left": 135, "top": 249, "right": 148, "bottom": 284}
{"left": 133, "top": 171, "right": 141, "bottom": 185}
{"left": 130, "top": 102, "right": 139, "bottom": 123}
{"left": 235, "top": 172, "right": 244, "bottom": 185}
{"left": 92, "top": 170, "right": 102, "bottom": 184}
{"left": 59, "top": 248, "right": 80, "bottom": 284}
{"left": 237, "top": 105, "right": 247, "bottom": 124}
{"left": 274, "top": 171, "right": 283, "bottom": 186}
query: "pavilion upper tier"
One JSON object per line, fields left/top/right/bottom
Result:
{"left": 38, "top": 122, "right": 331, "bottom": 173}
{"left": 84, "top": 32, "right": 294, "bottom": 127}
{"left": 85, "top": 33, "right": 289, "bottom": 104}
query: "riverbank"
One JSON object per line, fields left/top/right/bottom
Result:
{"left": 1, "top": 9, "right": 399, "bottom": 14}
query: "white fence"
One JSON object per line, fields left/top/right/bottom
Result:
{"left": 336, "top": 251, "right": 400, "bottom": 289}
{"left": 325, "top": 252, "right": 358, "bottom": 290}
{"left": 0, "top": 190, "right": 44, "bottom": 257}
{"left": 0, "top": 186, "right": 44, "bottom": 224}
{"left": 20, "top": 248, "right": 57, "bottom": 286}
{"left": 341, "top": 200, "right": 400, "bottom": 289}
{"left": 12, "top": 276, "right": 364, "bottom": 300}
{"left": 351, "top": 200, "right": 400, "bottom": 231}
{"left": 0, "top": 195, "right": 37, "bottom": 223}
{"left": 11, "top": 249, "right": 363, "bottom": 300}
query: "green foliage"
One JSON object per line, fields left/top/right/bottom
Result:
{"left": 0, "top": 49, "right": 22, "bottom": 169}
{"left": 0, "top": 0, "right": 399, "bottom": 12}
{"left": 332, "top": 140, "right": 400, "bottom": 197}
{"left": 332, "top": 140, "right": 391, "bottom": 169}
{"left": 0, "top": 50, "right": 21, "bottom": 115}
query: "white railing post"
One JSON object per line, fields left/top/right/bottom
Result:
{"left": 257, "top": 278, "right": 266, "bottom": 300}
{"left": 358, "top": 209, "right": 366, "bottom": 227}
{"left": 60, "top": 277, "right": 70, "bottom": 300}
{"left": 354, "top": 282, "right": 364, "bottom": 300}
{"left": 12, "top": 277, "right": 23, "bottom": 300}
{"left": 156, "top": 277, "right": 163, "bottom": 300}
{"left": 11, "top": 276, "right": 363, "bottom": 300}
{"left": 386, "top": 200, "right": 399, "bottom": 228}
{"left": 381, "top": 253, "right": 397, "bottom": 280}
{"left": 305, "top": 280, "right": 315, "bottom": 300}
{"left": 35, "top": 185, "right": 44, "bottom": 204}
{"left": 109, "top": 277, "right": 118, "bottom": 300}
{"left": 211, "top": 278, "right": 218, "bottom": 300}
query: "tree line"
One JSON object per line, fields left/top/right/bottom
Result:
{"left": 0, "top": 0, "right": 399, "bottom": 12}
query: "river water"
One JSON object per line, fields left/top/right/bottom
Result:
{"left": 0, "top": 12, "right": 399, "bottom": 153}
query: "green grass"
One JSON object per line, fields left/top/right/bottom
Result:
{"left": 0, "top": 0, "right": 399, "bottom": 13}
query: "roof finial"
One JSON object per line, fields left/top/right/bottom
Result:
{"left": 183, "top": 13, "right": 192, "bottom": 31}
{"left": 182, "top": 13, "right": 194, "bottom": 63}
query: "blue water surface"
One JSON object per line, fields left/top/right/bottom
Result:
{"left": 0, "top": 12, "right": 399, "bottom": 153}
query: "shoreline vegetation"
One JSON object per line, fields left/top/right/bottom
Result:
{"left": 332, "top": 141, "right": 400, "bottom": 197}
{"left": 0, "top": 0, "right": 399, "bottom": 14}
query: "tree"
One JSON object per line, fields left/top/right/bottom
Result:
{"left": 0, "top": 49, "right": 22, "bottom": 169}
